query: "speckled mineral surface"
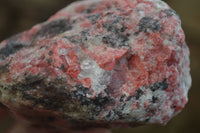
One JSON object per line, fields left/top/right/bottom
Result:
{"left": 0, "top": 0, "right": 191, "bottom": 130}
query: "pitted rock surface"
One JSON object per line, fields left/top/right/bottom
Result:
{"left": 0, "top": 0, "right": 191, "bottom": 129}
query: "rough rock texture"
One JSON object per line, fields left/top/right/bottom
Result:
{"left": 0, "top": 0, "right": 191, "bottom": 130}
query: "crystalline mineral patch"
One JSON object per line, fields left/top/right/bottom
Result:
{"left": 0, "top": 0, "right": 191, "bottom": 129}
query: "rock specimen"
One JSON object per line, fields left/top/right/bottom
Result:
{"left": 0, "top": 0, "right": 191, "bottom": 130}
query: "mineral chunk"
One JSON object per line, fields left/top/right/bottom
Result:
{"left": 0, "top": 0, "right": 191, "bottom": 129}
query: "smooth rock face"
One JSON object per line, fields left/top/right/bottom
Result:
{"left": 0, "top": 0, "right": 191, "bottom": 129}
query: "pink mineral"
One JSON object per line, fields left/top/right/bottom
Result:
{"left": 0, "top": 0, "right": 191, "bottom": 130}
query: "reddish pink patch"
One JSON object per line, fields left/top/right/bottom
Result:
{"left": 79, "top": 78, "right": 91, "bottom": 88}
{"left": 128, "top": 55, "right": 148, "bottom": 89}
{"left": 132, "top": 101, "right": 138, "bottom": 110}
{"left": 87, "top": 45, "right": 127, "bottom": 71}
{"left": 80, "top": 20, "right": 92, "bottom": 28}
{"left": 67, "top": 50, "right": 81, "bottom": 79}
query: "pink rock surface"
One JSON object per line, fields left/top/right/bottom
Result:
{"left": 0, "top": 0, "right": 191, "bottom": 129}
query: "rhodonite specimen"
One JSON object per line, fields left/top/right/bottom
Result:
{"left": 0, "top": 0, "right": 191, "bottom": 130}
